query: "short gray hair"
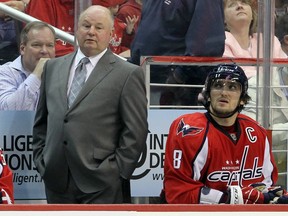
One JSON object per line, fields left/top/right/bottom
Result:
{"left": 20, "top": 21, "right": 56, "bottom": 44}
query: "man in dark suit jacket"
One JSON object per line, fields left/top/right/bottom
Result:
{"left": 32, "top": 5, "right": 148, "bottom": 204}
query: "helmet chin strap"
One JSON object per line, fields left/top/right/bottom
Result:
{"left": 208, "top": 106, "right": 239, "bottom": 119}
{"left": 207, "top": 100, "right": 242, "bottom": 119}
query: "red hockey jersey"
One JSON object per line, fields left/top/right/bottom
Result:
{"left": 164, "top": 112, "right": 278, "bottom": 204}
{"left": 0, "top": 148, "right": 13, "bottom": 204}
{"left": 109, "top": 18, "right": 130, "bottom": 55}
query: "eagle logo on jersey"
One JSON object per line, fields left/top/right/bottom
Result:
{"left": 177, "top": 119, "right": 204, "bottom": 137}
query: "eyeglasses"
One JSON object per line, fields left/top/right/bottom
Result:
{"left": 211, "top": 79, "right": 242, "bottom": 92}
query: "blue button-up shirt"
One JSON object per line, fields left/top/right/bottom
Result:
{"left": 0, "top": 56, "right": 41, "bottom": 111}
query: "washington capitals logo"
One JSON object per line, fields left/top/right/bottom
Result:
{"left": 177, "top": 119, "right": 204, "bottom": 137}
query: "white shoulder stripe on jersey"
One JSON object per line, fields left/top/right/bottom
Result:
{"left": 193, "top": 137, "right": 209, "bottom": 180}
{"left": 262, "top": 137, "right": 275, "bottom": 187}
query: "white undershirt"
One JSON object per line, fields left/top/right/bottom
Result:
{"left": 67, "top": 48, "right": 107, "bottom": 95}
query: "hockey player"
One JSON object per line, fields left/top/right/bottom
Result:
{"left": 163, "top": 64, "right": 287, "bottom": 204}
{"left": 0, "top": 148, "right": 13, "bottom": 204}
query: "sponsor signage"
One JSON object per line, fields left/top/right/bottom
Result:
{"left": 0, "top": 110, "right": 201, "bottom": 199}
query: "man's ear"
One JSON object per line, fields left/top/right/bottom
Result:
{"left": 240, "top": 100, "right": 245, "bottom": 105}
{"left": 19, "top": 43, "right": 25, "bottom": 55}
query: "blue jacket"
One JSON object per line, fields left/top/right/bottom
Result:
{"left": 130, "top": 0, "right": 225, "bottom": 65}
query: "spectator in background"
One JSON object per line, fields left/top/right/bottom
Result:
{"left": 0, "top": 0, "right": 29, "bottom": 12}
{"left": 0, "top": 21, "right": 55, "bottom": 110}
{"left": 223, "top": 0, "right": 288, "bottom": 188}
{"left": 116, "top": 0, "right": 142, "bottom": 47}
{"left": 274, "top": 12, "right": 288, "bottom": 188}
{"left": 0, "top": 0, "right": 30, "bottom": 64}
{"left": 26, "top": 0, "right": 74, "bottom": 57}
{"left": 223, "top": 0, "right": 287, "bottom": 113}
{"left": 223, "top": 0, "right": 287, "bottom": 78}
{"left": 32, "top": 5, "right": 148, "bottom": 204}
{"left": 276, "top": 13, "right": 288, "bottom": 56}
{"left": 130, "top": 0, "right": 225, "bottom": 106}
{"left": 93, "top": 0, "right": 138, "bottom": 57}
{"left": 0, "top": 148, "right": 13, "bottom": 204}
{"left": 275, "top": 0, "right": 288, "bottom": 18}
{"left": 117, "top": 0, "right": 141, "bottom": 32}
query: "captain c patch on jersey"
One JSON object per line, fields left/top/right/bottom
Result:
{"left": 177, "top": 119, "right": 204, "bottom": 137}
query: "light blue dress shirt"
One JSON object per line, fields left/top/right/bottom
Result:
{"left": 0, "top": 56, "right": 41, "bottom": 111}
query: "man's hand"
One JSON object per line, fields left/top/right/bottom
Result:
{"left": 267, "top": 186, "right": 288, "bottom": 204}
{"left": 32, "top": 58, "right": 50, "bottom": 80}
{"left": 226, "top": 183, "right": 288, "bottom": 204}
{"left": 241, "top": 185, "right": 265, "bottom": 204}
{"left": 4, "top": 0, "right": 27, "bottom": 12}
{"left": 274, "top": 194, "right": 288, "bottom": 204}
{"left": 0, "top": 1, "right": 27, "bottom": 19}
{"left": 242, "top": 183, "right": 288, "bottom": 204}
{"left": 125, "top": 15, "right": 139, "bottom": 35}
{"left": 227, "top": 183, "right": 267, "bottom": 204}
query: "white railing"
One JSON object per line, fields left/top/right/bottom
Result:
{"left": 0, "top": 3, "right": 75, "bottom": 45}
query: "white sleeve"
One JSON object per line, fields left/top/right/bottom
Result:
{"left": 200, "top": 186, "right": 244, "bottom": 204}
{"left": 200, "top": 186, "right": 224, "bottom": 204}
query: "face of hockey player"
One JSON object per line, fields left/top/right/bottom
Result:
{"left": 209, "top": 79, "right": 245, "bottom": 117}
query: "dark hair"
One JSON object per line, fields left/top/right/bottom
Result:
{"left": 275, "top": 13, "right": 288, "bottom": 44}
{"left": 20, "top": 21, "right": 56, "bottom": 45}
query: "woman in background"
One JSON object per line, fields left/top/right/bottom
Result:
{"left": 223, "top": 0, "right": 288, "bottom": 188}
